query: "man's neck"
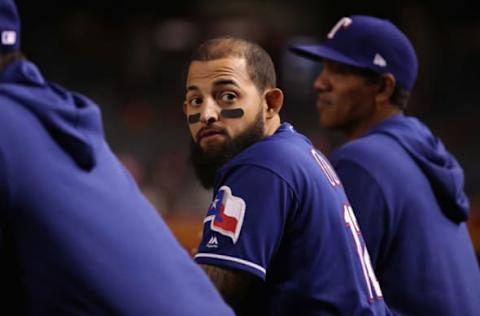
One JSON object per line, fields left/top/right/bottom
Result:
{"left": 0, "top": 51, "right": 25, "bottom": 71}
{"left": 346, "top": 105, "right": 402, "bottom": 140}
{"left": 264, "top": 115, "right": 281, "bottom": 137}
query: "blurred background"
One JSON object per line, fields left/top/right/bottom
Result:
{"left": 17, "top": 0, "right": 479, "bottom": 259}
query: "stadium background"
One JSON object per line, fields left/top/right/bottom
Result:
{"left": 16, "top": 0, "right": 479, "bottom": 260}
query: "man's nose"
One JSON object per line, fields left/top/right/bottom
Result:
{"left": 313, "top": 71, "right": 329, "bottom": 92}
{"left": 199, "top": 98, "right": 220, "bottom": 124}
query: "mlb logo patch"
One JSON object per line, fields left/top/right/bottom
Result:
{"left": 204, "top": 186, "right": 245, "bottom": 244}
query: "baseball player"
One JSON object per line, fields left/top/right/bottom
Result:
{"left": 0, "top": 1, "right": 233, "bottom": 314}
{"left": 291, "top": 15, "right": 480, "bottom": 315}
{"left": 184, "top": 36, "right": 391, "bottom": 315}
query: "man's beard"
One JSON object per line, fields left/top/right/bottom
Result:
{"left": 189, "top": 110, "right": 265, "bottom": 189}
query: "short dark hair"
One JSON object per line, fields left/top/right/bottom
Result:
{"left": 342, "top": 64, "right": 410, "bottom": 110}
{"left": 389, "top": 86, "right": 410, "bottom": 111}
{"left": 190, "top": 37, "right": 276, "bottom": 92}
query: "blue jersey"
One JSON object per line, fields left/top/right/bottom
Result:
{"left": 330, "top": 115, "right": 480, "bottom": 316}
{"left": 0, "top": 60, "right": 233, "bottom": 315}
{"left": 195, "top": 123, "right": 390, "bottom": 315}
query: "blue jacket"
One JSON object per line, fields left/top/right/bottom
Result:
{"left": 0, "top": 60, "right": 233, "bottom": 315}
{"left": 330, "top": 115, "right": 480, "bottom": 316}
{"left": 196, "top": 123, "right": 391, "bottom": 315}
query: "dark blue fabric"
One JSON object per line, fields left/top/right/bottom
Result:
{"left": 330, "top": 115, "right": 480, "bottom": 316}
{"left": 195, "top": 123, "right": 391, "bottom": 315}
{"left": 0, "top": 60, "right": 233, "bottom": 315}
{"left": 0, "top": 0, "right": 21, "bottom": 52}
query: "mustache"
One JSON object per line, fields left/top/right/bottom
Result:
{"left": 196, "top": 126, "right": 227, "bottom": 142}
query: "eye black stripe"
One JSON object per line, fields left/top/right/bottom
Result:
{"left": 220, "top": 108, "right": 244, "bottom": 118}
{"left": 188, "top": 113, "right": 201, "bottom": 124}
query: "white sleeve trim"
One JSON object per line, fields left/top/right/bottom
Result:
{"left": 203, "top": 215, "right": 215, "bottom": 223}
{"left": 194, "top": 253, "right": 266, "bottom": 275}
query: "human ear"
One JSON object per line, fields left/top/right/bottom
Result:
{"left": 265, "top": 88, "right": 284, "bottom": 119}
{"left": 376, "top": 74, "right": 396, "bottom": 104}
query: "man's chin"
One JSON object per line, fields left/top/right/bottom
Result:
{"left": 200, "top": 142, "right": 226, "bottom": 156}
{"left": 190, "top": 140, "right": 228, "bottom": 190}
{"left": 319, "top": 114, "right": 338, "bottom": 130}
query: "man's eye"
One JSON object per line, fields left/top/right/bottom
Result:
{"left": 189, "top": 98, "right": 202, "bottom": 107}
{"left": 220, "top": 93, "right": 236, "bottom": 102}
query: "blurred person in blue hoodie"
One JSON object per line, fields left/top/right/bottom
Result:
{"left": 291, "top": 15, "right": 480, "bottom": 316}
{"left": 0, "top": 1, "right": 233, "bottom": 315}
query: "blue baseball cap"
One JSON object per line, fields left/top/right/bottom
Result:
{"left": 290, "top": 15, "right": 418, "bottom": 91}
{"left": 0, "top": 0, "right": 20, "bottom": 53}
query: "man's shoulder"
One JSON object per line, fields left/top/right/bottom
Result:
{"left": 0, "top": 91, "right": 30, "bottom": 128}
{"left": 331, "top": 131, "right": 419, "bottom": 188}
{"left": 332, "top": 132, "right": 401, "bottom": 163}
{"left": 220, "top": 133, "right": 321, "bottom": 186}
{"left": 232, "top": 130, "right": 313, "bottom": 169}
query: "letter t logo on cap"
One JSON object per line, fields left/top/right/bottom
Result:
{"left": 327, "top": 17, "right": 353, "bottom": 39}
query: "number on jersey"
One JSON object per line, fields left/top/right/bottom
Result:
{"left": 343, "top": 203, "right": 383, "bottom": 302}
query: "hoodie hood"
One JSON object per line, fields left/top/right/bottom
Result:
{"left": 0, "top": 59, "right": 104, "bottom": 170}
{"left": 368, "top": 115, "right": 469, "bottom": 223}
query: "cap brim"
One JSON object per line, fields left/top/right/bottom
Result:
{"left": 289, "top": 44, "right": 365, "bottom": 69}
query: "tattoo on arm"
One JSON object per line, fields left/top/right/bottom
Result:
{"left": 200, "top": 264, "right": 257, "bottom": 308}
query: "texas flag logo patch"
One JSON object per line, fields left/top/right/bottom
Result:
{"left": 204, "top": 186, "right": 246, "bottom": 244}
